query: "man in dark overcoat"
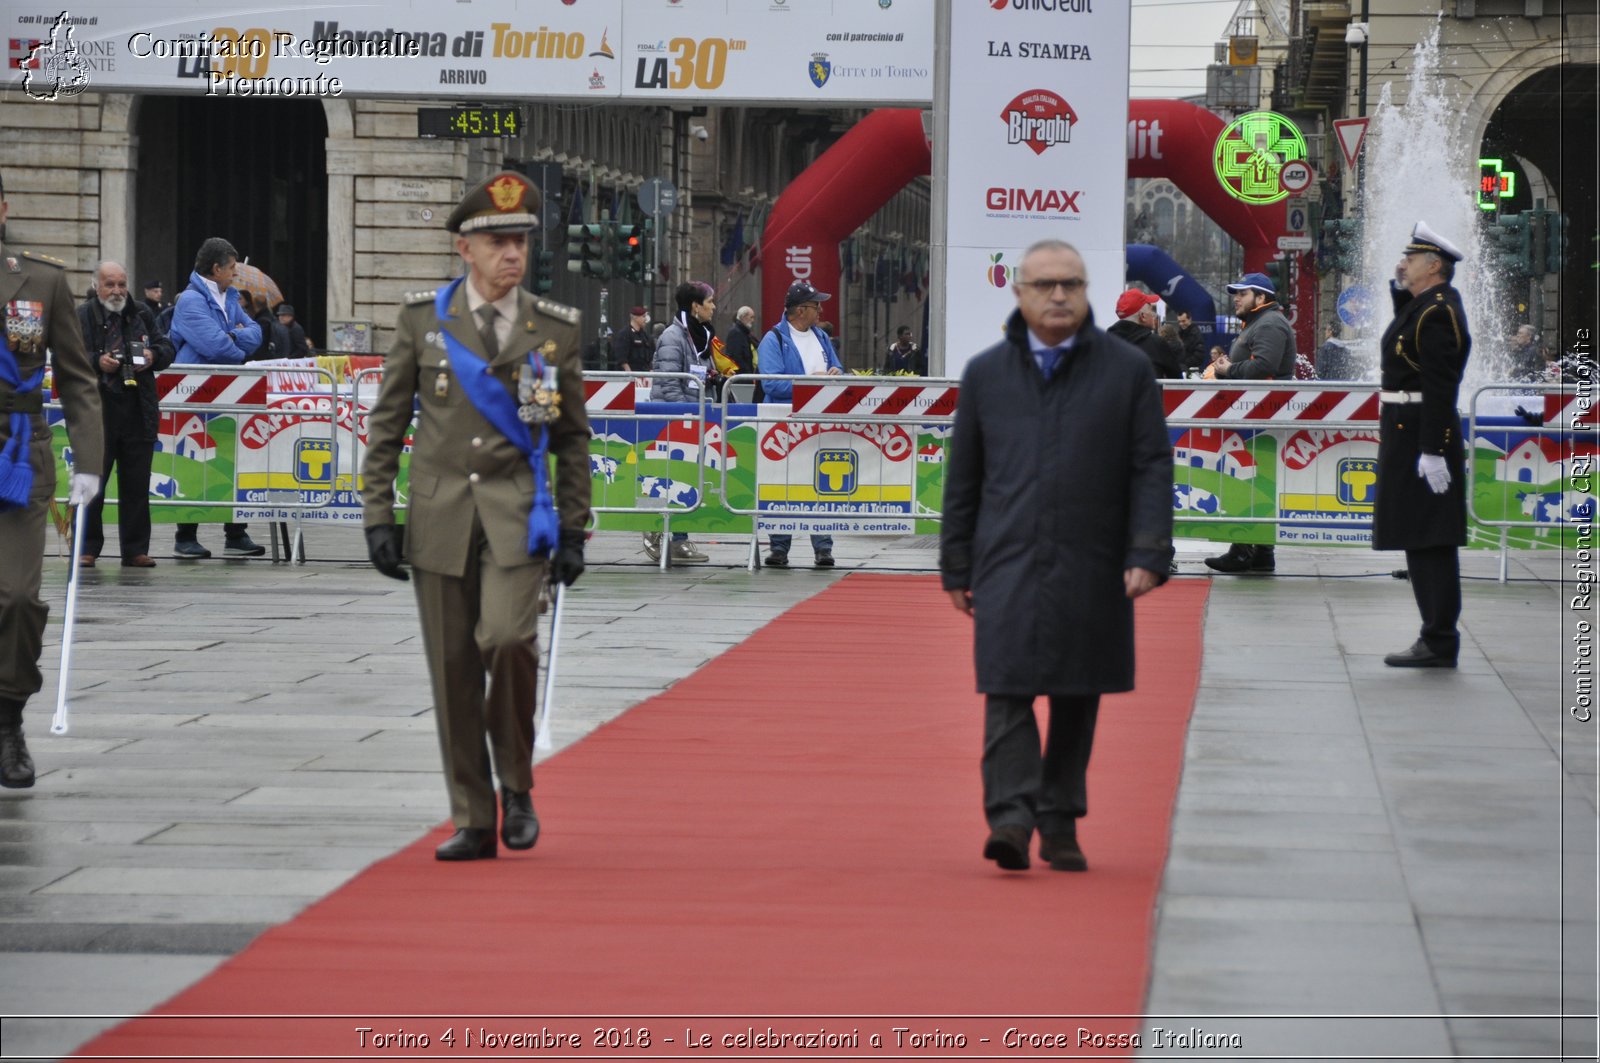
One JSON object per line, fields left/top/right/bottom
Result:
{"left": 362, "top": 172, "right": 592, "bottom": 861}
{"left": 1372, "top": 221, "right": 1472, "bottom": 668}
{"left": 940, "top": 239, "right": 1174, "bottom": 872}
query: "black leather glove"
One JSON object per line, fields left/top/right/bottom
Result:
{"left": 550, "top": 528, "right": 586, "bottom": 587}
{"left": 364, "top": 524, "right": 409, "bottom": 581}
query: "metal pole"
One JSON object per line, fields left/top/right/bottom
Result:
{"left": 1355, "top": 0, "right": 1368, "bottom": 193}
{"left": 928, "top": 1, "right": 951, "bottom": 377}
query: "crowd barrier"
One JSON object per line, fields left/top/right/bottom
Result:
{"left": 46, "top": 364, "right": 1593, "bottom": 572}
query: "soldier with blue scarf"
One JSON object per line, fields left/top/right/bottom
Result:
{"left": 361, "top": 172, "right": 591, "bottom": 861}
{"left": 0, "top": 170, "right": 104, "bottom": 788}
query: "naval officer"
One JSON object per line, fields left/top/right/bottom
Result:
{"left": 362, "top": 172, "right": 592, "bottom": 859}
{"left": 1373, "top": 221, "right": 1472, "bottom": 668}
{"left": 0, "top": 169, "right": 104, "bottom": 787}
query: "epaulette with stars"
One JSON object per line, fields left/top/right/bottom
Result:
{"left": 534, "top": 298, "right": 580, "bottom": 325}
{"left": 20, "top": 250, "right": 66, "bottom": 269}
{"left": 403, "top": 289, "right": 437, "bottom": 306}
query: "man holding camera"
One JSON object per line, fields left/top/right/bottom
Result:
{"left": 75, "top": 261, "right": 174, "bottom": 567}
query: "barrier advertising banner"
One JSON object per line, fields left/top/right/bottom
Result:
{"left": 940, "top": 1, "right": 1131, "bottom": 377}
{"left": 5, "top": 3, "right": 928, "bottom": 103}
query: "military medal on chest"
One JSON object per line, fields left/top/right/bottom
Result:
{"left": 516, "top": 357, "right": 561, "bottom": 424}
{"left": 5, "top": 300, "right": 45, "bottom": 355}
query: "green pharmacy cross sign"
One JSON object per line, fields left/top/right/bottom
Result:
{"left": 1213, "top": 111, "right": 1308, "bottom": 205}
{"left": 1478, "top": 158, "right": 1516, "bottom": 212}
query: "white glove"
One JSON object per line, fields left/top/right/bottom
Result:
{"left": 68, "top": 472, "right": 101, "bottom": 505}
{"left": 1417, "top": 454, "right": 1450, "bottom": 495}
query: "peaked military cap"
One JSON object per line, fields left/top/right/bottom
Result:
{"left": 446, "top": 171, "right": 541, "bottom": 235}
{"left": 1404, "top": 220, "right": 1464, "bottom": 262}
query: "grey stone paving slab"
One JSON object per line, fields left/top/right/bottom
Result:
{"left": 38, "top": 867, "right": 355, "bottom": 896}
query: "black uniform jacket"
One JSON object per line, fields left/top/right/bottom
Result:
{"left": 1372, "top": 281, "right": 1472, "bottom": 550}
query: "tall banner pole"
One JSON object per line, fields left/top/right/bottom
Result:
{"left": 928, "top": 2, "right": 952, "bottom": 378}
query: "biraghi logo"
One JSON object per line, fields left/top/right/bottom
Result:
{"left": 999, "top": 90, "right": 1076, "bottom": 155}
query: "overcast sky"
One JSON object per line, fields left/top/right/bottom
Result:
{"left": 1130, "top": 0, "right": 1239, "bottom": 98}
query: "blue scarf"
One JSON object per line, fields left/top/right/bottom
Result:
{"left": 434, "top": 278, "right": 561, "bottom": 557}
{"left": 0, "top": 334, "right": 43, "bottom": 510}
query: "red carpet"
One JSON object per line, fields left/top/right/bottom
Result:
{"left": 77, "top": 574, "right": 1208, "bottom": 1060}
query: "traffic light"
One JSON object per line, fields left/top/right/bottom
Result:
{"left": 1263, "top": 258, "right": 1291, "bottom": 308}
{"left": 1544, "top": 211, "right": 1566, "bottom": 274}
{"left": 1483, "top": 213, "right": 1534, "bottom": 277}
{"left": 566, "top": 223, "right": 609, "bottom": 279}
{"left": 531, "top": 246, "right": 556, "bottom": 294}
{"left": 1319, "top": 217, "right": 1362, "bottom": 275}
{"left": 614, "top": 224, "right": 645, "bottom": 282}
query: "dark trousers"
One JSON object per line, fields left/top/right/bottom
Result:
{"left": 982, "top": 693, "right": 1100, "bottom": 835}
{"left": 767, "top": 533, "right": 833, "bottom": 556}
{"left": 82, "top": 434, "right": 154, "bottom": 559}
{"left": 1405, "top": 545, "right": 1461, "bottom": 659}
{"left": 175, "top": 522, "right": 249, "bottom": 542}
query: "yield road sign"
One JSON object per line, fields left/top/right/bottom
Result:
{"left": 1332, "top": 117, "right": 1370, "bottom": 171}
{"left": 1278, "top": 160, "right": 1314, "bottom": 195}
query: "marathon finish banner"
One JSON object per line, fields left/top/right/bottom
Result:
{"left": 4, "top": 2, "right": 930, "bottom": 104}
{"left": 940, "top": 0, "right": 1130, "bottom": 376}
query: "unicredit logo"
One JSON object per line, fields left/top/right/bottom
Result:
{"left": 1000, "top": 89, "right": 1077, "bottom": 155}
{"left": 991, "top": 0, "right": 1095, "bottom": 11}
{"left": 986, "top": 187, "right": 1082, "bottom": 213}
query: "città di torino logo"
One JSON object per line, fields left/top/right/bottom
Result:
{"left": 999, "top": 89, "right": 1076, "bottom": 155}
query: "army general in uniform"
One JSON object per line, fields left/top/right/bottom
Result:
{"left": 0, "top": 171, "right": 104, "bottom": 787}
{"left": 362, "top": 172, "right": 592, "bottom": 860}
{"left": 1373, "top": 221, "right": 1472, "bottom": 668}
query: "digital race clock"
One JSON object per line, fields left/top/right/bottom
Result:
{"left": 417, "top": 107, "right": 522, "bottom": 138}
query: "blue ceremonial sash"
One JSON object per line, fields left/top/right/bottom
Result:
{"left": 0, "top": 334, "right": 43, "bottom": 510}
{"left": 434, "top": 279, "right": 561, "bottom": 557}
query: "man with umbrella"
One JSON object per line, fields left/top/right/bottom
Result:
{"left": 166, "top": 237, "right": 266, "bottom": 558}
{"left": 361, "top": 172, "right": 591, "bottom": 861}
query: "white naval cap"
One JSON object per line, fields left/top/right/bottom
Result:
{"left": 1404, "top": 220, "right": 1464, "bottom": 262}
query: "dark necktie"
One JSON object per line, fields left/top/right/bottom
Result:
{"left": 476, "top": 303, "right": 500, "bottom": 360}
{"left": 1038, "top": 347, "right": 1062, "bottom": 381}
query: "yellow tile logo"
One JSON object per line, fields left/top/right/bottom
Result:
{"left": 295, "top": 439, "right": 335, "bottom": 484}
{"left": 814, "top": 448, "right": 857, "bottom": 495}
{"left": 1336, "top": 457, "right": 1377, "bottom": 508}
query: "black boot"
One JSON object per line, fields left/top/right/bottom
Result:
{"left": 0, "top": 722, "right": 36, "bottom": 789}
{"left": 1204, "top": 543, "right": 1255, "bottom": 574}
{"left": 1250, "top": 546, "right": 1277, "bottom": 573}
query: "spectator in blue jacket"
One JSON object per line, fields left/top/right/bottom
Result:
{"left": 756, "top": 280, "right": 843, "bottom": 569}
{"left": 166, "top": 237, "right": 266, "bottom": 558}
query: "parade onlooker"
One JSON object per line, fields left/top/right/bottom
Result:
{"left": 757, "top": 280, "right": 844, "bottom": 568}
{"left": 610, "top": 306, "right": 653, "bottom": 373}
{"left": 645, "top": 282, "right": 718, "bottom": 564}
{"left": 882, "top": 325, "right": 927, "bottom": 375}
{"left": 75, "top": 260, "right": 174, "bottom": 569}
{"left": 1506, "top": 323, "right": 1540, "bottom": 381}
{"left": 276, "top": 304, "right": 311, "bottom": 359}
{"left": 1204, "top": 272, "right": 1296, "bottom": 575}
{"left": 167, "top": 237, "right": 265, "bottom": 558}
{"left": 1157, "top": 323, "right": 1185, "bottom": 373}
{"left": 1374, "top": 222, "right": 1472, "bottom": 668}
{"left": 723, "top": 305, "right": 763, "bottom": 402}
{"left": 1108, "top": 289, "right": 1179, "bottom": 378}
{"left": 1316, "top": 322, "right": 1352, "bottom": 380}
{"left": 0, "top": 168, "right": 103, "bottom": 788}
{"left": 941, "top": 238, "right": 1172, "bottom": 872}
{"left": 361, "top": 171, "right": 592, "bottom": 861}
{"left": 1175, "top": 310, "right": 1207, "bottom": 375}
{"left": 241, "top": 291, "right": 281, "bottom": 361}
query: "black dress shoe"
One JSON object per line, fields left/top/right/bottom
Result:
{"left": 435, "top": 827, "right": 497, "bottom": 861}
{"left": 982, "top": 825, "right": 1031, "bottom": 870}
{"left": 1203, "top": 543, "right": 1254, "bottom": 573}
{"left": 1249, "top": 546, "right": 1276, "bottom": 572}
{"left": 764, "top": 552, "right": 789, "bottom": 568}
{"left": 814, "top": 551, "right": 835, "bottom": 567}
{"left": 1039, "top": 827, "right": 1089, "bottom": 872}
{"left": 1383, "top": 640, "right": 1457, "bottom": 668}
{"left": 500, "top": 789, "right": 540, "bottom": 850}
{"left": 0, "top": 724, "right": 36, "bottom": 789}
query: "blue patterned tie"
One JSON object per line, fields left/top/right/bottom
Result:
{"left": 1037, "top": 347, "right": 1062, "bottom": 381}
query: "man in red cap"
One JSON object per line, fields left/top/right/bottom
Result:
{"left": 1107, "top": 288, "right": 1179, "bottom": 378}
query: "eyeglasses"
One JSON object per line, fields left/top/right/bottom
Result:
{"left": 1018, "top": 278, "right": 1087, "bottom": 294}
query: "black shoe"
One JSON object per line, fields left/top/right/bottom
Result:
{"left": 1250, "top": 546, "right": 1276, "bottom": 573}
{"left": 224, "top": 535, "right": 266, "bottom": 557}
{"left": 500, "top": 789, "right": 540, "bottom": 850}
{"left": 435, "top": 827, "right": 497, "bottom": 861}
{"left": 1203, "top": 543, "right": 1254, "bottom": 574}
{"left": 764, "top": 552, "right": 789, "bottom": 568}
{"left": 173, "top": 540, "right": 212, "bottom": 560}
{"left": 0, "top": 724, "right": 36, "bottom": 789}
{"left": 1383, "top": 640, "right": 1457, "bottom": 668}
{"left": 982, "top": 825, "right": 1031, "bottom": 871}
{"left": 814, "top": 551, "right": 835, "bottom": 567}
{"left": 1039, "top": 826, "right": 1089, "bottom": 872}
